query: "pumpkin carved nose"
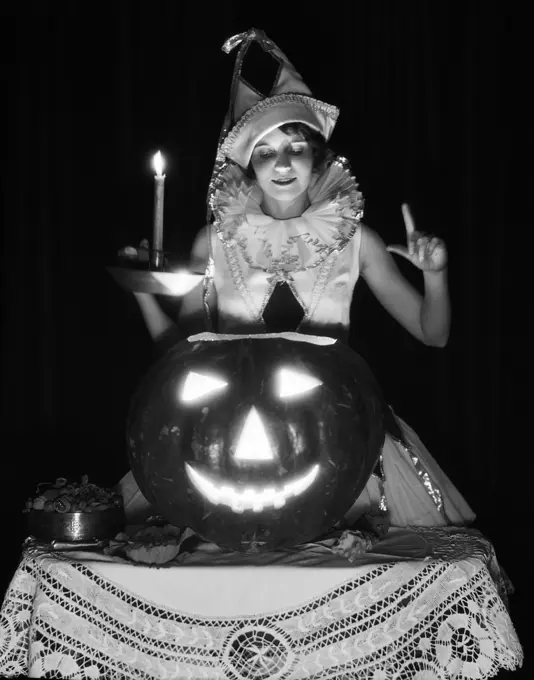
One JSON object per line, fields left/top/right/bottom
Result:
{"left": 234, "top": 407, "right": 274, "bottom": 462}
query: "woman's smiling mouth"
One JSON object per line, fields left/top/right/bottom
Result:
{"left": 272, "top": 178, "right": 296, "bottom": 186}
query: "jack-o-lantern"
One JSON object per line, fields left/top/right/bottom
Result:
{"left": 126, "top": 332, "right": 386, "bottom": 552}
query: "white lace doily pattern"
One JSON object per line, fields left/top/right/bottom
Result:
{"left": 0, "top": 539, "right": 523, "bottom": 680}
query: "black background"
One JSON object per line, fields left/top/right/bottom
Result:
{"left": 1, "top": 2, "right": 530, "bottom": 675}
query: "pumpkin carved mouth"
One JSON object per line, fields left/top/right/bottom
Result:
{"left": 185, "top": 463, "right": 320, "bottom": 513}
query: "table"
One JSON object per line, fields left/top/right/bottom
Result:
{"left": 0, "top": 527, "right": 523, "bottom": 679}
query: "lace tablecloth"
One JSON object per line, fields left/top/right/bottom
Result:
{"left": 0, "top": 528, "right": 523, "bottom": 679}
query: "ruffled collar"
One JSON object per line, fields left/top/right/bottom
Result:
{"left": 209, "top": 157, "right": 364, "bottom": 274}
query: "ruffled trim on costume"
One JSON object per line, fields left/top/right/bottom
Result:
{"left": 209, "top": 157, "right": 364, "bottom": 274}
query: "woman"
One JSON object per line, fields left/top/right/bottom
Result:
{"left": 122, "top": 29, "right": 475, "bottom": 528}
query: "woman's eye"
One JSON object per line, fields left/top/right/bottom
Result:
{"left": 255, "top": 145, "right": 306, "bottom": 160}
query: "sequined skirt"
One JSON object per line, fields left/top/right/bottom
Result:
{"left": 344, "top": 416, "right": 476, "bottom": 527}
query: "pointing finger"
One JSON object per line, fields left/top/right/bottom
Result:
{"left": 401, "top": 203, "right": 416, "bottom": 237}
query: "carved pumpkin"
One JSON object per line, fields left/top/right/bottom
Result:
{"left": 126, "top": 332, "right": 386, "bottom": 552}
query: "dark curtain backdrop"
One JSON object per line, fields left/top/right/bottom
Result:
{"left": 1, "top": 1, "right": 530, "bottom": 661}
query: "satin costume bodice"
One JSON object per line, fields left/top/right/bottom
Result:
{"left": 206, "top": 158, "right": 365, "bottom": 340}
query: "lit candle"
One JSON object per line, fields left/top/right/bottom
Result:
{"left": 151, "top": 151, "right": 165, "bottom": 269}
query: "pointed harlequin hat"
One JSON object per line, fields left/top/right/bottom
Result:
{"left": 216, "top": 28, "right": 339, "bottom": 169}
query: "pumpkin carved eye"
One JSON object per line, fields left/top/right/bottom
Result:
{"left": 276, "top": 367, "right": 322, "bottom": 399}
{"left": 180, "top": 371, "right": 228, "bottom": 403}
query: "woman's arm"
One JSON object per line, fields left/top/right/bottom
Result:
{"left": 133, "top": 226, "right": 213, "bottom": 342}
{"left": 177, "top": 226, "right": 217, "bottom": 335}
{"left": 359, "top": 205, "right": 450, "bottom": 347}
{"left": 133, "top": 292, "right": 175, "bottom": 341}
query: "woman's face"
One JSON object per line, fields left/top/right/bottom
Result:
{"left": 250, "top": 127, "right": 314, "bottom": 217}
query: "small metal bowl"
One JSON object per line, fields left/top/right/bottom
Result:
{"left": 26, "top": 508, "right": 126, "bottom": 543}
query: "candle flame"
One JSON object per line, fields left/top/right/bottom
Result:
{"left": 152, "top": 151, "right": 165, "bottom": 177}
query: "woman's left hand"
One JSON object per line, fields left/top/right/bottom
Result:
{"left": 386, "top": 204, "right": 448, "bottom": 272}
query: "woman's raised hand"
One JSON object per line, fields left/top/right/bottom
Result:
{"left": 386, "top": 204, "right": 448, "bottom": 272}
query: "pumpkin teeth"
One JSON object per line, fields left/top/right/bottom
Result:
{"left": 185, "top": 464, "right": 320, "bottom": 513}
